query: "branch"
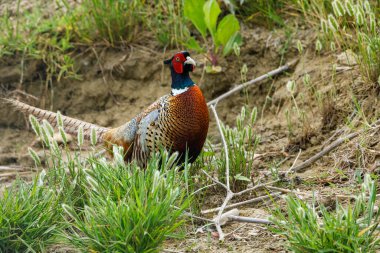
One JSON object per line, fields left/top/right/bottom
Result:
{"left": 234, "top": 179, "right": 280, "bottom": 197}
{"left": 228, "top": 215, "right": 273, "bottom": 225}
{"left": 221, "top": 215, "right": 380, "bottom": 231}
{"left": 290, "top": 120, "right": 380, "bottom": 173}
{"left": 201, "top": 192, "right": 282, "bottom": 214}
{"left": 207, "top": 59, "right": 298, "bottom": 106}
{"left": 201, "top": 169, "right": 228, "bottom": 190}
{"left": 210, "top": 105, "right": 232, "bottom": 240}
{"left": 210, "top": 105, "right": 230, "bottom": 190}
{"left": 192, "top": 183, "right": 217, "bottom": 195}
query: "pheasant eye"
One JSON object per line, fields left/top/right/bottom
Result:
{"left": 175, "top": 57, "right": 180, "bottom": 62}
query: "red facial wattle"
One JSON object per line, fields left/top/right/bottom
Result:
{"left": 172, "top": 54, "right": 186, "bottom": 74}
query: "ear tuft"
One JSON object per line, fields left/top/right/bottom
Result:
{"left": 164, "top": 58, "right": 172, "bottom": 65}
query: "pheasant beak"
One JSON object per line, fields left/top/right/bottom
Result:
{"left": 184, "top": 56, "right": 196, "bottom": 67}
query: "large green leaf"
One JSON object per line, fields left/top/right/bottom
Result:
{"left": 203, "top": 0, "right": 221, "bottom": 40}
{"left": 184, "top": 37, "right": 204, "bottom": 53}
{"left": 216, "top": 14, "right": 240, "bottom": 47}
{"left": 184, "top": 0, "right": 207, "bottom": 38}
{"left": 222, "top": 32, "right": 242, "bottom": 56}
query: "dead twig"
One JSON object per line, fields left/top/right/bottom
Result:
{"left": 201, "top": 192, "right": 282, "bottom": 214}
{"left": 207, "top": 59, "right": 298, "bottom": 106}
{"left": 285, "top": 149, "right": 302, "bottom": 177}
{"left": 223, "top": 215, "right": 380, "bottom": 231}
{"left": 210, "top": 104, "right": 233, "bottom": 240}
{"left": 0, "top": 165, "right": 35, "bottom": 172}
{"left": 290, "top": 120, "right": 380, "bottom": 173}
{"left": 200, "top": 105, "right": 291, "bottom": 240}
{"left": 234, "top": 179, "right": 280, "bottom": 197}
{"left": 201, "top": 169, "right": 228, "bottom": 190}
{"left": 228, "top": 215, "right": 273, "bottom": 225}
{"left": 192, "top": 183, "right": 217, "bottom": 195}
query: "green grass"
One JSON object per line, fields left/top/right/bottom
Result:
{"left": 0, "top": 117, "right": 191, "bottom": 252}
{"left": 71, "top": 0, "right": 189, "bottom": 47}
{"left": 237, "top": 0, "right": 286, "bottom": 27}
{"left": 0, "top": 173, "right": 64, "bottom": 252}
{"left": 69, "top": 0, "right": 144, "bottom": 46}
{"left": 194, "top": 106, "right": 259, "bottom": 192}
{"left": 271, "top": 174, "right": 380, "bottom": 252}
{"left": 317, "top": 0, "right": 380, "bottom": 83}
{"left": 0, "top": 4, "right": 77, "bottom": 81}
{"left": 61, "top": 151, "right": 190, "bottom": 252}
{"left": 0, "top": 0, "right": 189, "bottom": 80}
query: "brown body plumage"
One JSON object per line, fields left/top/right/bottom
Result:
{"left": 5, "top": 51, "right": 209, "bottom": 166}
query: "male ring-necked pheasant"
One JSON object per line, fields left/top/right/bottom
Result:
{"left": 5, "top": 51, "right": 209, "bottom": 166}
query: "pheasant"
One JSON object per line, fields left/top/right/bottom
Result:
{"left": 5, "top": 51, "right": 209, "bottom": 166}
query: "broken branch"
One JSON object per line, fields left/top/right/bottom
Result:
{"left": 207, "top": 59, "right": 298, "bottom": 106}
{"left": 290, "top": 119, "right": 380, "bottom": 173}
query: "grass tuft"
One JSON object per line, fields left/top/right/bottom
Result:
{"left": 0, "top": 117, "right": 191, "bottom": 252}
{"left": 60, "top": 151, "right": 190, "bottom": 252}
{"left": 271, "top": 174, "right": 380, "bottom": 252}
{"left": 0, "top": 172, "right": 63, "bottom": 252}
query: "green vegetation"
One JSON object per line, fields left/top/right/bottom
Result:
{"left": 0, "top": 0, "right": 244, "bottom": 79}
{"left": 0, "top": 173, "right": 63, "bottom": 252}
{"left": 237, "top": 0, "right": 380, "bottom": 83}
{"left": 0, "top": 0, "right": 190, "bottom": 80}
{"left": 0, "top": 116, "right": 190, "bottom": 252}
{"left": 73, "top": 0, "right": 145, "bottom": 45}
{"left": 221, "top": 106, "right": 259, "bottom": 191}
{"left": 184, "top": 0, "right": 242, "bottom": 65}
{"left": 61, "top": 150, "right": 189, "bottom": 252}
{"left": 271, "top": 174, "right": 380, "bottom": 252}
{"left": 318, "top": 0, "right": 380, "bottom": 83}
{"left": 0, "top": 4, "right": 77, "bottom": 80}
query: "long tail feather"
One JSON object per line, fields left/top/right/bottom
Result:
{"left": 4, "top": 98, "right": 110, "bottom": 141}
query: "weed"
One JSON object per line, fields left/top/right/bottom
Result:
{"left": 25, "top": 116, "right": 191, "bottom": 252}
{"left": 184, "top": 0, "right": 242, "bottom": 66}
{"left": 145, "top": 0, "right": 190, "bottom": 47}
{"left": 0, "top": 0, "right": 189, "bottom": 82}
{"left": 0, "top": 5, "right": 77, "bottom": 80}
{"left": 0, "top": 115, "right": 193, "bottom": 252}
{"left": 219, "top": 106, "right": 259, "bottom": 191}
{"left": 0, "top": 172, "right": 63, "bottom": 252}
{"left": 72, "top": 0, "right": 143, "bottom": 46}
{"left": 271, "top": 174, "right": 380, "bottom": 252}
{"left": 237, "top": 0, "right": 286, "bottom": 27}
{"left": 61, "top": 152, "right": 190, "bottom": 252}
{"left": 317, "top": 0, "right": 380, "bottom": 83}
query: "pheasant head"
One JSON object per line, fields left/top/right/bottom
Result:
{"left": 164, "top": 51, "right": 196, "bottom": 95}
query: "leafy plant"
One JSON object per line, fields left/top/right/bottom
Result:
{"left": 26, "top": 116, "right": 191, "bottom": 252}
{"left": 0, "top": 115, "right": 193, "bottom": 252}
{"left": 271, "top": 174, "right": 380, "bottom": 252}
{"left": 236, "top": 0, "right": 286, "bottom": 27}
{"left": 0, "top": 172, "right": 64, "bottom": 252}
{"left": 0, "top": 5, "right": 77, "bottom": 81}
{"left": 61, "top": 150, "right": 190, "bottom": 253}
{"left": 197, "top": 107, "right": 259, "bottom": 192}
{"left": 70, "top": 0, "right": 144, "bottom": 45}
{"left": 307, "top": 0, "right": 380, "bottom": 83}
{"left": 221, "top": 106, "right": 259, "bottom": 191}
{"left": 184, "top": 0, "right": 242, "bottom": 65}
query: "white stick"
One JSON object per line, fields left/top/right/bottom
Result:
{"left": 210, "top": 105, "right": 232, "bottom": 240}
{"left": 207, "top": 59, "right": 298, "bottom": 106}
